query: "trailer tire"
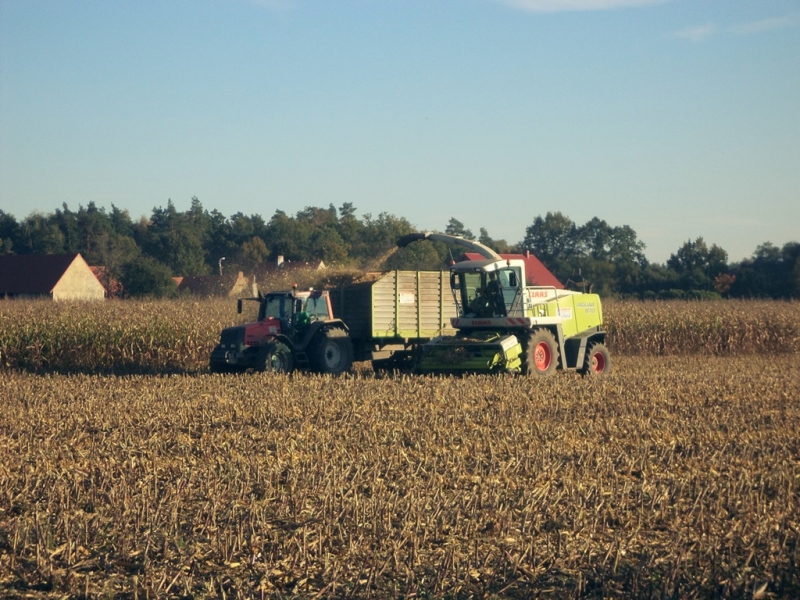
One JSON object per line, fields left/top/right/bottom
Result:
{"left": 581, "top": 342, "right": 611, "bottom": 377}
{"left": 311, "top": 329, "right": 353, "bottom": 375}
{"left": 257, "top": 341, "right": 294, "bottom": 374}
{"left": 526, "top": 328, "right": 559, "bottom": 376}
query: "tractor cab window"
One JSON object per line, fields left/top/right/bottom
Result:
{"left": 260, "top": 295, "right": 291, "bottom": 322}
{"left": 303, "top": 295, "right": 330, "bottom": 321}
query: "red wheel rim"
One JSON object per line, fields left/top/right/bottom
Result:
{"left": 533, "top": 341, "right": 551, "bottom": 371}
{"left": 591, "top": 351, "right": 606, "bottom": 373}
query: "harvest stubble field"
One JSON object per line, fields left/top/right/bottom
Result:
{"left": 1, "top": 298, "right": 799, "bottom": 598}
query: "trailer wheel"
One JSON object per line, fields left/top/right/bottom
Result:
{"left": 581, "top": 342, "right": 611, "bottom": 377}
{"left": 526, "top": 329, "right": 558, "bottom": 376}
{"left": 257, "top": 341, "right": 294, "bottom": 374}
{"left": 311, "top": 329, "right": 353, "bottom": 375}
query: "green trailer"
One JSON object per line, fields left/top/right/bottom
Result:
{"left": 330, "top": 270, "right": 458, "bottom": 366}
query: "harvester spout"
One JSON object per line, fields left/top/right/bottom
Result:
{"left": 396, "top": 232, "right": 502, "bottom": 261}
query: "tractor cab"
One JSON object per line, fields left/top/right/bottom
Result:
{"left": 255, "top": 289, "right": 332, "bottom": 334}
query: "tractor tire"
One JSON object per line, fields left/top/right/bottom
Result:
{"left": 581, "top": 342, "right": 611, "bottom": 377}
{"left": 256, "top": 341, "right": 294, "bottom": 374}
{"left": 310, "top": 329, "right": 353, "bottom": 375}
{"left": 209, "top": 360, "right": 231, "bottom": 374}
{"left": 525, "top": 328, "right": 559, "bottom": 377}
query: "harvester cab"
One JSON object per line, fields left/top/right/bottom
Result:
{"left": 454, "top": 261, "right": 522, "bottom": 319}
{"left": 397, "top": 232, "right": 611, "bottom": 376}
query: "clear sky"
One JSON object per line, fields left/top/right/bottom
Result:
{"left": 1, "top": 0, "right": 798, "bottom": 264}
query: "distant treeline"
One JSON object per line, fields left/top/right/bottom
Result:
{"left": 0, "top": 200, "right": 797, "bottom": 299}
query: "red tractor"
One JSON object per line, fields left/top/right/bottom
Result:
{"left": 209, "top": 288, "right": 353, "bottom": 375}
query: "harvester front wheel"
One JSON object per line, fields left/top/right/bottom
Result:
{"left": 526, "top": 329, "right": 558, "bottom": 376}
{"left": 311, "top": 329, "right": 354, "bottom": 375}
{"left": 257, "top": 341, "right": 294, "bottom": 374}
{"left": 581, "top": 342, "right": 611, "bottom": 377}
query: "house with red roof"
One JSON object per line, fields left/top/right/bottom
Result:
{"left": 461, "top": 250, "right": 563, "bottom": 289}
{"left": 0, "top": 253, "right": 106, "bottom": 301}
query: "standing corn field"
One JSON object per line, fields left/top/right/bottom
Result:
{"left": 1, "top": 298, "right": 799, "bottom": 373}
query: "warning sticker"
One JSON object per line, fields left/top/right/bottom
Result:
{"left": 399, "top": 291, "right": 416, "bottom": 305}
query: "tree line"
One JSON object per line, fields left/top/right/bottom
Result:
{"left": 0, "top": 200, "right": 797, "bottom": 299}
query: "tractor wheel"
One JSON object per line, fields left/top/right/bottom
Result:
{"left": 525, "top": 328, "right": 559, "bottom": 376}
{"left": 581, "top": 342, "right": 611, "bottom": 377}
{"left": 257, "top": 341, "right": 294, "bottom": 374}
{"left": 311, "top": 329, "right": 354, "bottom": 375}
{"left": 209, "top": 360, "right": 230, "bottom": 374}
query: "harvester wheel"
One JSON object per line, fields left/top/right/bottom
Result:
{"left": 581, "top": 342, "right": 611, "bottom": 377}
{"left": 526, "top": 329, "right": 559, "bottom": 376}
{"left": 311, "top": 329, "right": 354, "bottom": 375}
{"left": 257, "top": 341, "right": 294, "bottom": 374}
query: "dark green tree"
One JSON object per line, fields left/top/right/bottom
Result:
{"left": 384, "top": 241, "right": 448, "bottom": 271}
{"left": 478, "top": 228, "right": 511, "bottom": 254}
{"left": 144, "top": 199, "right": 210, "bottom": 276}
{"left": 119, "top": 255, "right": 178, "bottom": 298}
{"left": 235, "top": 237, "right": 270, "bottom": 272}
{"left": 310, "top": 227, "right": 349, "bottom": 264}
{"left": 18, "top": 213, "right": 66, "bottom": 254}
{"left": 729, "top": 241, "right": 800, "bottom": 299}
{"left": 667, "top": 237, "right": 728, "bottom": 292}
{"left": 445, "top": 218, "right": 474, "bottom": 240}
{"left": 520, "top": 212, "right": 581, "bottom": 263}
{"left": 0, "top": 210, "right": 19, "bottom": 254}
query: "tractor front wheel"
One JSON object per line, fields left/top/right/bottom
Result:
{"left": 257, "top": 341, "right": 294, "bottom": 374}
{"left": 311, "top": 329, "right": 354, "bottom": 375}
{"left": 526, "top": 329, "right": 559, "bottom": 376}
{"left": 581, "top": 342, "right": 611, "bottom": 377}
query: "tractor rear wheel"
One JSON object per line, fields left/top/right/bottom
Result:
{"left": 257, "top": 341, "right": 294, "bottom": 374}
{"left": 311, "top": 329, "right": 354, "bottom": 375}
{"left": 525, "top": 328, "right": 559, "bottom": 376}
{"left": 581, "top": 342, "right": 611, "bottom": 377}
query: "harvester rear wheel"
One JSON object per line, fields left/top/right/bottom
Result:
{"left": 257, "top": 341, "right": 294, "bottom": 374}
{"left": 526, "top": 329, "right": 558, "bottom": 376}
{"left": 311, "top": 329, "right": 354, "bottom": 375}
{"left": 581, "top": 342, "right": 611, "bottom": 377}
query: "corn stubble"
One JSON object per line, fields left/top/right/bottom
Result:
{"left": 1, "top": 356, "right": 798, "bottom": 598}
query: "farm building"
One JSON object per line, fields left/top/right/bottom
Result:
{"left": 0, "top": 253, "right": 106, "bottom": 301}
{"left": 173, "top": 271, "right": 255, "bottom": 297}
{"left": 461, "top": 250, "right": 564, "bottom": 289}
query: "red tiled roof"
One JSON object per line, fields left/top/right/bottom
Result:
{"left": 0, "top": 254, "right": 80, "bottom": 295}
{"left": 461, "top": 252, "right": 563, "bottom": 289}
{"left": 90, "top": 266, "right": 123, "bottom": 298}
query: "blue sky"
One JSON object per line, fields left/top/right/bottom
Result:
{"left": 1, "top": 0, "right": 797, "bottom": 263}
